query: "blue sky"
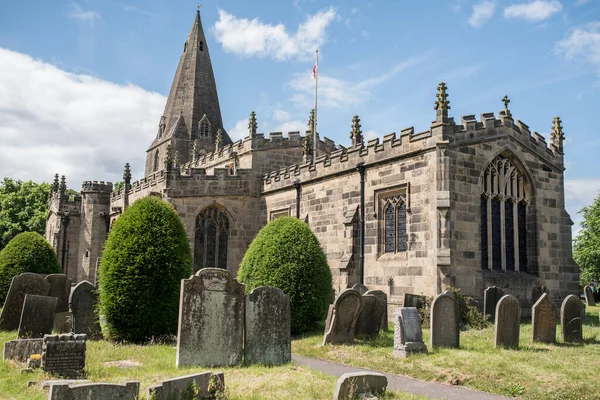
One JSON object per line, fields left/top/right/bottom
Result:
{"left": 1, "top": 0, "right": 599, "bottom": 231}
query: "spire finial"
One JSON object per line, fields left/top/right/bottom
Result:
{"left": 302, "top": 135, "right": 313, "bottom": 162}
{"left": 59, "top": 175, "right": 67, "bottom": 197}
{"left": 52, "top": 174, "right": 60, "bottom": 193}
{"left": 123, "top": 163, "right": 132, "bottom": 184}
{"left": 350, "top": 115, "right": 364, "bottom": 148}
{"left": 248, "top": 111, "right": 258, "bottom": 137}
{"left": 308, "top": 109, "right": 316, "bottom": 133}
{"left": 215, "top": 128, "right": 223, "bottom": 151}
{"left": 551, "top": 116, "right": 565, "bottom": 153}
{"left": 434, "top": 82, "right": 450, "bottom": 111}
{"left": 192, "top": 139, "right": 198, "bottom": 162}
{"left": 164, "top": 143, "right": 172, "bottom": 170}
{"left": 173, "top": 150, "right": 180, "bottom": 168}
{"left": 502, "top": 95, "right": 512, "bottom": 117}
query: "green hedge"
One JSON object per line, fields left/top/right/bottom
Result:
{"left": 238, "top": 216, "right": 332, "bottom": 334}
{"left": 98, "top": 196, "right": 192, "bottom": 343}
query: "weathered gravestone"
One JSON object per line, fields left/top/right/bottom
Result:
{"left": 46, "top": 274, "right": 71, "bottom": 312}
{"left": 18, "top": 294, "right": 57, "bottom": 338}
{"left": 531, "top": 285, "right": 549, "bottom": 305}
{"left": 484, "top": 286, "right": 504, "bottom": 321}
{"left": 355, "top": 292, "right": 386, "bottom": 338}
{"left": 561, "top": 294, "right": 583, "bottom": 343}
{"left": 333, "top": 372, "right": 388, "bottom": 400}
{"left": 54, "top": 312, "right": 73, "bottom": 333}
{"left": 147, "top": 372, "right": 225, "bottom": 400}
{"left": 70, "top": 281, "right": 102, "bottom": 339}
{"left": 584, "top": 285, "right": 596, "bottom": 307}
{"left": 42, "top": 333, "right": 86, "bottom": 379}
{"left": 365, "top": 289, "right": 388, "bottom": 331}
{"left": 245, "top": 286, "right": 291, "bottom": 365}
{"left": 393, "top": 307, "right": 427, "bottom": 358}
{"left": 494, "top": 295, "right": 521, "bottom": 348}
{"left": 176, "top": 268, "right": 244, "bottom": 367}
{"left": 323, "top": 288, "right": 362, "bottom": 345}
{"left": 430, "top": 292, "right": 460, "bottom": 348}
{"left": 403, "top": 293, "right": 425, "bottom": 308}
{"left": 531, "top": 293, "right": 557, "bottom": 343}
{"left": 49, "top": 381, "right": 139, "bottom": 400}
{"left": 3, "top": 338, "right": 43, "bottom": 362}
{"left": 351, "top": 283, "right": 369, "bottom": 295}
{"left": 0, "top": 273, "right": 50, "bottom": 331}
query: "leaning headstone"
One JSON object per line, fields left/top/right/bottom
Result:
{"left": 430, "top": 292, "right": 460, "bottom": 348}
{"left": 147, "top": 372, "right": 225, "bottom": 400}
{"left": 365, "top": 289, "right": 388, "bottom": 330}
{"left": 393, "top": 307, "right": 427, "bottom": 358}
{"left": 531, "top": 293, "right": 557, "bottom": 343}
{"left": 355, "top": 293, "right": 386, "bottom": 338}
{"left": 176, "top": 268, "right": 245, "bottom": 367}
{"left": 3, "top": 338, "right": 43, "bottom": 362}
{"left": 70, "top": 281, "right": 102, "bottom": 339}
{"left": 49, "top": 381, "right": 139, "bottom": 400}
{"left": 484, "top": 286, "right": 504, "bottom": 321}
{"left": 494, "top": 295, "right": 521, "bottom": 348}
{"left": 46, "top": 274, "right": 71, "bottom": 313}
{"left": 245, "top": 286, "right": 291, "bottom": 365}
{"left": 333, "top": 372, "right": 388, "bottom": 400}
{"left": 0, "top": 273, "right": 50, "bottom": 331}
{"left": 323, "top": 288, "right": 362, "bottom": 345}
{"left": 584, "top": 285, "right": 596, "bottom": 307}
{"left": 18, "top": 294, "right": 57, "bottom": 338}
{"left": 351, "top": 283, "right": 369, "bottom": 295}
{"left": 403, "top": 293, "right": 425, "bottom": 308}
{"left": 42, "top": 333, "right": 86, "bottom": 379}
{"left": 561, "top": 294, "right": 583, "bottom": 343}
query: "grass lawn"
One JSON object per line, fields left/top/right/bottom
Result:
{"left": 293, "top": 305, "right": 600, "bottom": 400}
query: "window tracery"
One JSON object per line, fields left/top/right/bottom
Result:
{"left": 194, "top": 206, "right": 229, "bottom": 271}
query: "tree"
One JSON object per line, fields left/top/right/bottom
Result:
{"left": 113, "top": 181, "right": 125, "bottom": 192}
{"left": 238, "top": 217, "right": 332, "bottom": 334}
{"left": 574, "top": 194, "right": 600, "bottom": 285}
{"left": 98, "top": 196, "right": 192, "bottom": 343}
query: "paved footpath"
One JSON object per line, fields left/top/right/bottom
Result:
{"left": 292, "top": 354, "right": 510, "bottom": 400}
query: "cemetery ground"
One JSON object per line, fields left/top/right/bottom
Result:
{"left": 294, "top": 304, "right": 600, "bottom": 400}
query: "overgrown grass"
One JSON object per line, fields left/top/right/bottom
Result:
{"left": 293, "top": 305, "right": 600, "bottom": 400}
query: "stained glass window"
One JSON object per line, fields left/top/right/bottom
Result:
{"left": 194, "top": 207, "right": 229, "bottom": 272}
{"left": 518, "top": 201, "right": 527, "bottom": 270}
{"left": 505, "top": 201, "right": 514, "bottom": 271}
{"left": 491, "top": 199, "right": 502, "bottom": 271}
{"left": 384, "top": 204, "right": 395, "bottom": 253}
{"left": 397, "top": 202, "right": 407, "bottom": 252}
{"left": 481, "top": 197, "right": 488, "bottom": 269}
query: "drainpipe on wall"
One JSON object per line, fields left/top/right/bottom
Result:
{"left": 356, "top": 163, "right": 366, "bottom": 285}
{"left": 293, "top": 180, "right": 301, "bottom": 219}
{"left": 60, "top": 213, "right": 70, "bottom": 275}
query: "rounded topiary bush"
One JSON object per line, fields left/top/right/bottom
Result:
{"left": 98, "top": 196, "right": 192, "bottom": 343}
{"left": 238, "top": 216, "right": 332, "bottom": 334}
{"left": 0, "top": 231, "right": 61, "bottom": 304}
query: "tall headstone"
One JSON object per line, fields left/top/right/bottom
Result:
{"left": 561, "top": 294, "right": 583, "bottom": 343}
{"left": 393, "top": 307, "right": 427, "bottom": 358}
{"left": 70, "top": 281, "right": 102, "bottom": 339}
{"left": 355, "top": 293, "right": 386, "bottom": 338}
{"left": 365, "top": 289, "right": 388, "bottom": 330}
{"left": 245, "top": 286, "right": 291, "bottom": 365}
{"left": 147, "top": 372, "right": 225, "bottom": 400}
{"left": 323, "top": 288, "right": 362, "bottom": 345}
{"left": 333, "top": 372, "right": 388, "bottom": 400}
{"left": 0, "top": 273, "right": 50, "bottom": 331}
{"left": 584, "top": 285, "right": 595, "bottom": 307}
{"left": 18, "top": 294, "right": 57, "bottom": 338}
{"left": 494, "top": 295, "right": 521, "bottom": 348}
{"left": 49, "top": 381, "right": 139, "bottom": 400}
{"left": 351, "top": 283, "right": 369, "bottom": 295}
{"left": 176, "top": 268, "right": 244, "bottom": 367}
{"left": 430, "top": 292, "right": 460, "bottom": 348}
{"left": 46, "top": 274, "right": 71, "bottom": 313}
{"left": 484, "top": 286, "right": 504, "bottom": 321}
{"left": 531, "top": 293, "right": 557, "bottom": 343}
{"left": 42, "top": 333, "right": 86, "bottom": 379}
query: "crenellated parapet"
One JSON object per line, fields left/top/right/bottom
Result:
{"left": 81, "top": 181, "right": 113, "bottom": 194}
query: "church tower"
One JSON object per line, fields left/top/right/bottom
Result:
{"left": 145, "top": 9, "right": 232, "bottom": 176}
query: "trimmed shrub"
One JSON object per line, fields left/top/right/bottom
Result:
{"left": 98, "top": 196, "right": 192, "bottom": 343}
{"left": 238, "top": 216, "right": 332, "bottom": 335}
{"left": 0, "top": 232, "right": 61, "bottom": 304}
{"left": 418, "top": 287, "right": 489, "bottom": 330}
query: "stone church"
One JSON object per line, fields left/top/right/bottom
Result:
{"left": 44, "top": 10, "right": 579, "bottom": 311}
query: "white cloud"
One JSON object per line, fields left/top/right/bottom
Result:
{"left": 555, "top": 22, "right": 600, "bottom": 75}
{"left": 213, "top": 8, "right": 337, "bottom": 61}
{"left": 227, "top": 119, "right": 249, "bottom": 141}
{"left": 0, "top": 48, "right": 166, "bottom": 186}
{"left": 67, "top": 2, "right": 101, "bottom": 24}
{"left": 273, "top": 120, "right": 306, "bottom": 133}
{"left": 363, "top": 130, "right": 381, "bottom": 141}
{"left": 469, "top": 1, "right": 496, "bottom": 28}
{"left": 504, "top": 1, "right": 562, "bottom": 22}
{"left": 273, "top": 109, "right": 291, "bottom": 122}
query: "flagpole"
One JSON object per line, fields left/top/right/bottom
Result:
{"left": 313, "top": 49, "right": 318, "bottom": 164}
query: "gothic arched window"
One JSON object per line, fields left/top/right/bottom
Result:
{"left": 153, "top": 150, "right": 159, "bottom": 172}
{"left": 199, "top": 41, "right": 204, "bottom": 51}
{"left": 383, "top": 196, "right": 407, "bottom": 253}
{"left": 198, "top": 115, "right": 211, "bottom": 138}
{"left": 183, "top": 41, "right": 188, "bottom": 53}
{"left": 194, "top": 206, "right": 229, "bottom": 272}
{"left": 481, "top": 155, "right": 529, "bottom": 272}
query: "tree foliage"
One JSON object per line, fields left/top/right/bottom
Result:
{"left": 574, "top": 194, "right": 600, "bottom": 285}
{"left": 0, "top": 232, "right": 61, "bottom": 304}
{"left": 98, "top": 196, "right": 192, "bottom": 343}
{"left": 238, "top": 216, "right": 332, "bottom": 335}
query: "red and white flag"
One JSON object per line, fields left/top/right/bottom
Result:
{"left": 312, "top": 63, "right": 318, "bottom": 79}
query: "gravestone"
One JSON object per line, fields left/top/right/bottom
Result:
{"left": 0, "top": 273, "right": 50, "bottom": 331}
{"left": 333, "top": 372, "right": 388, "bottom": 400}
{"left": 70, "top": 281, "right": 102, "bottom": 339}
{"left": 176, "top": 268, "right": 244, "bottom": 367}
{"left": 403, "top": 293, "right": 425, "bottom": 308}
{"left": 531, "top": 293, "right": 557, "bottom": 343}
{"left": 18, "top": 294, "right": 58, "bottom": 338}
{"left": 351, "top": 283, "right": 369, "bottom": 295}
{"left": 365, "top": 289, "right": 388, "bottom": 330}
{"left": 323, "top": 288, "right": 362, "bottom": 345}
{"left": 49, "top": 381, "right": 139, "bottom": 400}
{"left": 430, "top": 292, "right": 460, "bottom": 348}
{"left": 484, "top": 286, "right": 504, "bottom": 321}
{"left": 147, "top": 372, "right": 225, "bottom": 400}
{"left": 584, "top": 285, "right": 595, "bottom": 307}
{"left": 3, "top": 338, "right": 43, "bottom": 362}
{"left": 245, "top": 286, "right": 291, "bottom": 365}
{"left": 494, "top": 295, "right": 521, "bottom": 348}
{"left": 54, "top": 312, "right": 73, "bottom": 333}
{"left": 355, "top": 293, "right": 386, "bottom": 338}
{"left": 393, "top": 307, "right": 427, "bottom": 358}
{"left": 42, "top": 333, "right": 86, "bottom": 379}
{"left": 561, "top": 294, "right": 583, "bottom": 343}
{"left": 46, "top": 274, "right": 71, "bottom": 313}
{"left": 531, "top": 285, "right": 549, "bottom": 305}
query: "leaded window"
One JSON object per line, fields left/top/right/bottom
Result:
{"left": 153, "top": 150, "right": 159, "bottom": 172}
{"left": 383, "top": 195, "right": 407, "bottom": 254}
{"left": 194, "top": 207, "right": 229, "bottom": 271}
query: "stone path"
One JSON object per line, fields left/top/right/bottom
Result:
{"left": 292, "top": 354, "right": 510, "bottom": 400}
